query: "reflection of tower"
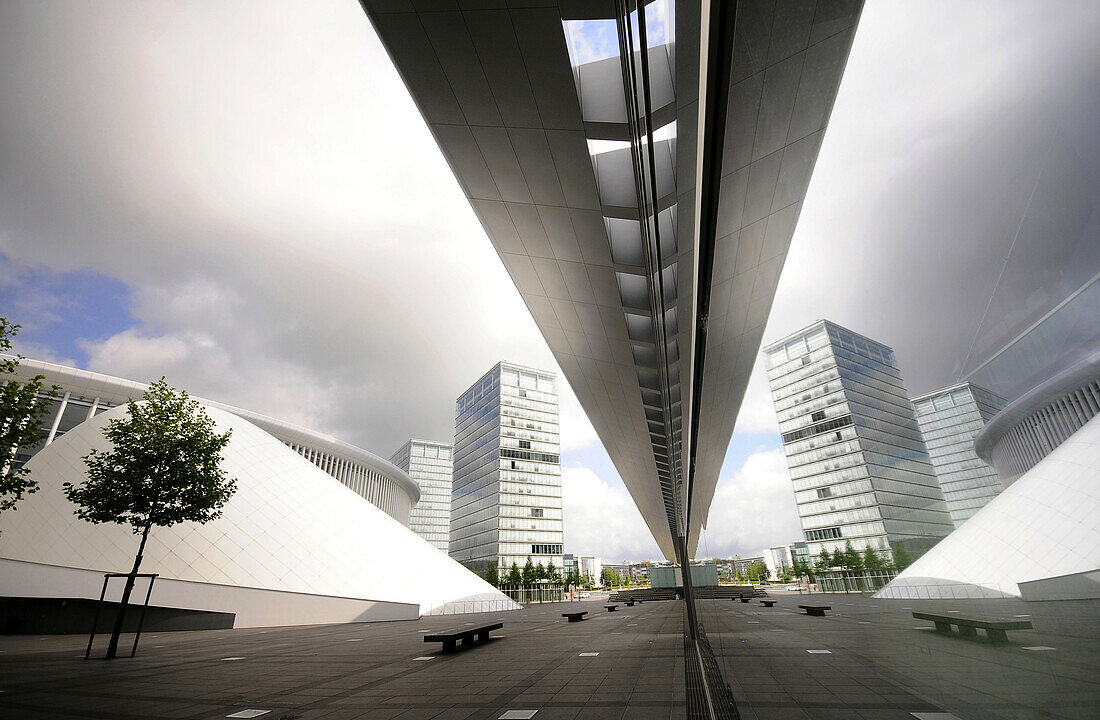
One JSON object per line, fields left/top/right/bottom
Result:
{"left": 765, "top": 320, "right": 953, "bottom": 564}
{"left": 450, "top": 362, "right": 563, "bottom": 576}
{"left": 912, "top": 383, "right": 1006, "bottom": 525}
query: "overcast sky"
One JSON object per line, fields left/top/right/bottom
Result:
{"left": 2, "top": 1, "right": 1097, "bottom": 563}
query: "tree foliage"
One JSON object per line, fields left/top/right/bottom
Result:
{"left": 862, "top": 546, "right": 885, "bottom": 571}
{"left": 745, "top": 560, "right": 770, "bottom": 581}
{"left": 792, "top": 558, "right": 812, "bottom": 579}
{"left": 64, "top": 380, "right": 236, "bottom": 532}
{"left": 535, "top": 561, "right": 546, "bottom": 581}
{"left": 840, "top": 540, "right": 863, "bottom": 571}
{"left": 601, "top": 567, "right": 622, "bottom": 587}
{"left": 522, "top": 557, "right": 537, "bottom": 584}
{"left": 0, "top": 319, "right": 58, "bottom": 515}
{"left": 506, "top": 561, "right": 523, "bottom": 585}
{"left": 545, "top": 561, "right": 560, "bottom": 583}
{"left": 484, "top": 563, "right": 499, "bottom": 587}
{"left": 891, "top": 544, "right": 913, "bottom": 570}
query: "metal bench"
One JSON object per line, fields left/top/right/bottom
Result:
{"left": 562, "top": 611, "right": 588, "bottom": 623}
{"left": 799, "top": 604, "right": 831, "bottom": 616}
{"left": 424, "top": 622, "right": 503, "bottom": 653}
{"left": 604, "top": 604, "right": 619, "bottom": 612}
{"left": 760, "top": 600, "right": 777, "bottom": 608}
{"left": 912, "top": 612, "right": 1033, "bottom": 642}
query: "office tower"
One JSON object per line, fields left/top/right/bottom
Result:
{"left": 450, "top": 362, "right": 563, "bottom": 575}
{"left": 912, "top": 383, "right": 1006, "bottom": 526}
{"left": 390, "top": 439, "right": 454, "bottom": 553}
{"left": 764, "top": 320, "right": 954, "bottom": 563}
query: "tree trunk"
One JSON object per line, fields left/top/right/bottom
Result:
{"left": 105, "top": 522, "right": 152, "bottom": 660}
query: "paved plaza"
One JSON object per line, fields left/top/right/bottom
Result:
{"left": 0, "top": 594, "right": 1096, "bottom": 720}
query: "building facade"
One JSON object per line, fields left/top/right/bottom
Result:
{"left": 390, "top": 439, "right": 454, "bottom": 553}
{"left": 450, "top": 362, "right": 563, "bottom": 575}
{"left": 912, "top": 383, "right": 1006, "bottom": 525}
{"left": 8, "top": 358, "right": 420, "bottom": 524}
{"left": 765, "top": 320, "right": 954, "bottom": 564}
{"left": 1, "top": 362, "right": 518, "bottom": 626}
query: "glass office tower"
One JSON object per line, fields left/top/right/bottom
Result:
{"left": 765, "top": 320, "right": 954, "bottom": 563}
{"left": 450, "top": 361, "right": 563, "bottom": 575}
{"left": 389, "top": 439, "right": 454, "bottom": 552}
{"left": 911, "top": 383, "right": 1006, "bottom": 526}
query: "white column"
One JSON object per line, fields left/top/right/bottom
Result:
{"left": 45, "top": 391, "right": 70, "bottom": 445}
{"left": 85, "top": 397, "right": 100, "bottom": 421}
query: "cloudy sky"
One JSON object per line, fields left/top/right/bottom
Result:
{"left": 2, "top": 1, "right": 1097, "bottom": 563}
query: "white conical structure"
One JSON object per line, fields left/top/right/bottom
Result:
{"left": 876, "top": 413, "right": 1100, "bottom": 600}
{"left": 0, "top": 404, "right": 518, "bottom": 624}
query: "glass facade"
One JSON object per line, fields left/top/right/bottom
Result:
{"left": 765, "top": 320, "right": 954, "bottom": 563}
{"left": 389, "top": 439, "right": 454, "bottom": 553}
{"left": 450, "top": 362, "right": 563, "bottom": 575}
{"left": 912, "top": 383, "right": 1006, "bottom": 526}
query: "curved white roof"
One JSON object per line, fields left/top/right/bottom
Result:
{"left": 0, "top": 404, "right": 515, "bottom": 615}
{"left": 7, "top": 356, "right": 419, "bottom": 506}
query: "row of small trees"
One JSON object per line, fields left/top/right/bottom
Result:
{"left": 481, "top": 557, "right": 581, "bottom": 587}
{"left": 790, "top": 540, "right": 913, "bottom": 580}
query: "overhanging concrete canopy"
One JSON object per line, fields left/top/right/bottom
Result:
{"left": 361, "top": 0, "right": 862, "bottom": 560}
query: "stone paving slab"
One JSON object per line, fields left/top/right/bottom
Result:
{"left": 1, "top": 593, "right": 1097, "bottom": 719}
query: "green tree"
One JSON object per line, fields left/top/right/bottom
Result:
{"left": 814, "top": 549, "right": 832, "bottom": 574}
{"left": 753, "top": 560, "right": 771, "bottom": 581}
{"left": 862, "top": 547, "right": 884, "bottom": 571}
{"left": 891, "top": 544, "right": 913, "bottom": 570}
{"left": 63, "top": 379, "right": 236, "bottom": 659}
{"left": 0, "top": 319, "right": 58, "bottom": 516}
{"left": 506, "top": 561, "right": 523, "bottom": 585}
{"left": 842, "top": 541, "right": 863, "bottom": 572}
{"left": 535, "top": 561, "right": 546, "bottom": 581}
{"left": 484, "top": 563, "right": 500, "bottom": 587}
{"left": 601, "top": 567, "right": 621, "bottom": 587}
{"left": 522, "top": 557, "right": 537, "bottom": 584}
{"left": 792, "top": 558, "right": 812, "bottom": 580}
{"left": 545, "top": 561, "right": 560, "bottom": 583}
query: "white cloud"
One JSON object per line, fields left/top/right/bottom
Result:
{"left": 699, "top": 448, "right": 803, "bottom": 558}
{"left": 731, "top": 358, "right": 780, "bottom": 436}
{"left": 561, "top": 465, "right": 661, "bottom": 563}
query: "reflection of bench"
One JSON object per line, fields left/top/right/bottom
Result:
{"left": 424, "top": 622, "right": 503, "bottom": 653}
{"left": 760, "top": 600, "right": 777, "bottom": 608}
{"left": 912, "top": 612, "right": 1032, "bottom": 642}
{"left": 604, "top": 604, "right": 618, "bottom": 612}
{"left": 799, "top": 605, "right": 831, "bottom": 616}
{"left": 562, "top": 611, "right": 588, "bottom": 623}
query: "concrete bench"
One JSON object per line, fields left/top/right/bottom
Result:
{"left": 760, "top": 600, "right": 777, "bottom": 608}
{"left": 912, "top": 612, "right": 1033, "bottom": 642}
{"left": 424, "top": 622, "right": 503, "bottom": 653}
{"left": 604, "top": 604, "right": 619, "bottom": 612}
{"left": 739, "top": 597, "right": 751, "bottom": 603}
{"left": 799, "top": 605, "right": 831, "bottom": 616}
{"left": 625, "top": 600, "right": 635, "bottom": 607}
{"left": 562, "top": 611, "right": 588, "bottom": 623}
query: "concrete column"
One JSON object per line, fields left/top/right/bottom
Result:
{"left": 45, "top": 391, "right": 71, "bottom": 445}
{"left": 85, "top": 397, "right": 100, "bottom": 421}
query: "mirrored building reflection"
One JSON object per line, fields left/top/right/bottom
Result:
{"left": 912, "top": 383, "right": 1006, "bottom": 525}
{"left": 765, "top": 320, "right": 954, "bottom": 564}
